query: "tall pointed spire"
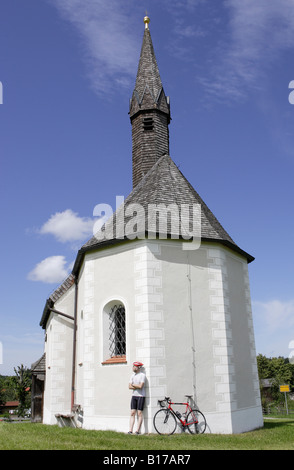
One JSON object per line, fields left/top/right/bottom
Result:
{"left": 130, "top": 15, "right": 171, "bottom": 188}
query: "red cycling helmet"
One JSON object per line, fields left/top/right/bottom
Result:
{"left": 133, "top": 361, "right": 143, "bottom": 368}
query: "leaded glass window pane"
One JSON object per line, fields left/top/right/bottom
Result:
{"left": 109, "top": 304, "right": 126, "bottom": 357}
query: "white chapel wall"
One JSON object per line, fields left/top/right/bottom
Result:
{"left": 43, "top": 238, "right": 262, "bottom": 433}
{"left": 43, "top": 284, "right": 75, "bottom": 425}
{"left": 154, "top": 240, "right": 263, "bottom": 433}
{"left": 75, "top": 242, "right": 138, "bottom": 431}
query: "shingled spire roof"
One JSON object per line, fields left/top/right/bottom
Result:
{"left": 130, "top": 16, "right": 171, "bottom": 188}
{"left": 129, "top": 15, "right": 170, "bottom": 118}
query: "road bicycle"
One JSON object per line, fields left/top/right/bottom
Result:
{"left": 153, "top": 395, "right": 206, "bottom": 435}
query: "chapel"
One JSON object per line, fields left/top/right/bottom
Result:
{"left": 31, "top": 16, "right": 263, "bottom": 433}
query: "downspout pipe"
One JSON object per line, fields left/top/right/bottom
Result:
{"left": 49, "top": 308, "right": 74, "bottom": 321}
{"left": 71, "top": 278, "right": 78, "bottom": 410}
{"left": 186, "top": 254, "right": 197, "bottom": 405}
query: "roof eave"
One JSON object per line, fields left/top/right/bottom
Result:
{"left": 71, "top": 233, "right": 254, "bottom": 281}
{"left": 39, "top": 298, "right": 54, "bottom": 329}
{"left": 201, "top": 237, "right": 254, "bottom": 263}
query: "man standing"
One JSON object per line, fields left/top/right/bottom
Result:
{"left": 128, "top": 361, "right": 146, "bottom": 434}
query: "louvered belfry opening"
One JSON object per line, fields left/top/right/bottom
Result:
{"left": 143, "top": 116, "right": 154, "bottom": 131}
{"left": 129, "top": 17, "right": 171, "bottom": 188}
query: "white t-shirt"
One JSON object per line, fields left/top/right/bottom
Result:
{"left": 130, "top": 371, "right": 146, "bottom": 397}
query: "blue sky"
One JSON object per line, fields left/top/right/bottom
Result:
{"left": 1, "top": 0, "right": 294, "bottom": 375}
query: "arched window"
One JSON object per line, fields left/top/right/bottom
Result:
{"left": 102, "top": 301, "right": 127, "bottom": 364}
{"left": 109, "top": 304, "right": 126, "bottom": 357}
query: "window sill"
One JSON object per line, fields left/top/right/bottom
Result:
{"left": 101, "top": 356, "right": 127, "bottom": 365}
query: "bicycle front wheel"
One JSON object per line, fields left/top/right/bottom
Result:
{"left": 186, "top": 409, "right": 206, "bottom": 434}
{"left": 153, "top": 409, "right": 177, "bottom": 435}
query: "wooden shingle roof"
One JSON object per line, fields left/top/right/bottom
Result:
{"left": 39, "top": 275, "right": 75, "bottom": 328}
{"left": 129, "top": 25, "right": 169, "bottom": 118}
{"left": 49, "top": 274, "right": 75, "bottom": 303}
{"left": 75, "top": 154, "right": 253, "bottom": 271}
{"left": 31, "top": 353, "right": 46, "bottom": 374}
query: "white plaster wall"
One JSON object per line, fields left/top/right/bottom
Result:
{"left": 133, "top": 242, "right": 166, "bottom": 433}
{"left": 43, "top": 285, "right": 75, "bottom": 425}
{"left": 75, "top": 240, "right": 175, "bottom": 433}
{"left": 155, "top": 241, "right": 263, "bottom": 433}
{"left": 75, "top": 242, "right": 137, "bottom": 432}
{"left": 44, "top": 238, "right": 263, "bottom": 434}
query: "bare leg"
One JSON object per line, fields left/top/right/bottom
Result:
{"left": 136, "top": 410, "right": 143, "bottom": 433}
{"left": 129, "top": 409, "right": 136, "bottom": 433}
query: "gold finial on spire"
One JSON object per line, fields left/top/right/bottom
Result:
{"left": 144, "top": 12, "right": 150, "bottom": 30}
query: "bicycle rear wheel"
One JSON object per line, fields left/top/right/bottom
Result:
{"left": 153, "top": 409, "right": 177, "bottom": 435}
{"left": 186, "top": 409, "right": 206, "bottom": 434}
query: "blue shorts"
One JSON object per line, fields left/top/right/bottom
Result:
{"left": 131, "top": 396, "right": 145, "bottom": 411}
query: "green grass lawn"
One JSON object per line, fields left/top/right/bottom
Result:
{"left": 0, "top": 418, "right": 293, "bottom": 450}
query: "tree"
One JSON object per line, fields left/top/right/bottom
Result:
{"left": 257, "top": 354, "right": 294, "bottom": 406}
{"left": 11, "top": 365, "right": 31, "bottom": 417}
{"left": 0, "top": 376, "right": 6, "bottom": 408}
{"left": 256, "top": 354, "right": 271, "bottom": 380}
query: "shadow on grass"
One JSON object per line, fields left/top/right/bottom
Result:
{"left": 263, "top": 418, "right": 294, "bottom": 430}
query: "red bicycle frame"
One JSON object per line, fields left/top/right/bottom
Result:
{"left": 166, "top": 398, "right": 198, "bottom": 426}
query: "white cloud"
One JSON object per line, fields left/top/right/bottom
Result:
{"left": 39, "top": 209, "right": 93, "bottom": 243}
{"left": 49, "top": 0, "right": 294, "bottom": 102}
{"left": 200, "top": 0, "right": 294, "bottom": 103}
{"left": 51, "top": 0, "right": 138, "bottom": 95}
{"left": 253, "top": 299, "right": 294, "bottom": 332}
{"left": 27, "top": 255, "right": 70, "bottom": 284}
{"left": 252, "top": 299, "right": 294, "bottom": 358}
